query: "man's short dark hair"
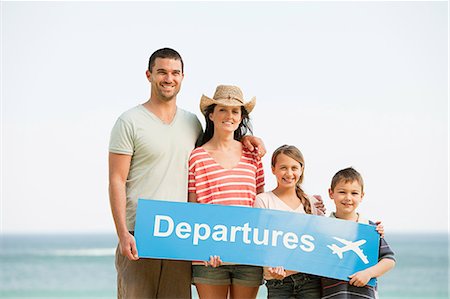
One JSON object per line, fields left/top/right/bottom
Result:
{"left": 148, "top": 48, "right": 184, "bottom": 73}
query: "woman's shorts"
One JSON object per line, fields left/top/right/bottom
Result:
{"left": 192, "top": 264, "right": 263, "bottom": 287}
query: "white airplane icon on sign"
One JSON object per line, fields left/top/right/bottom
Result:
{"left": 327, "top": 237, "right": 369, "bottom": 264}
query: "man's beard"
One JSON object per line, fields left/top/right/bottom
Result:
{"left": 157, "top": 86, "right": 179, "bottom": 102}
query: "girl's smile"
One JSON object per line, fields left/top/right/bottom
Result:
{"left": 272, "top": 153, "right": 303, "bottom": 188}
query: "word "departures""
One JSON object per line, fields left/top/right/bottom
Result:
{"left": 153, "top": 215, "right": 315, "bottom": 252}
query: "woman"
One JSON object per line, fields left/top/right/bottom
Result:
{"left": 188, "top": 85, "right": 264, "bottom": 299}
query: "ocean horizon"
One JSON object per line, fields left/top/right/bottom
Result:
{"left": 0, "top": 232, "right": 448, "bottom": 298}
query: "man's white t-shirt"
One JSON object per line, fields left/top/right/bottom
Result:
{"left": 109, "top": 104, "right": 202, "bottom": 230}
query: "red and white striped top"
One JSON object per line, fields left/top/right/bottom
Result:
{"left": 188, "top": 147, "right": 265, "bottom": 207}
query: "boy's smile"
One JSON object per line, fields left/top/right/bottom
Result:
{"left": 329, "top": 180, "right": 364, "bottom": 220}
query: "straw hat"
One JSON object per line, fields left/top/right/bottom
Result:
{"left": 200, "top": 85, "right": 256, "bottom": 115}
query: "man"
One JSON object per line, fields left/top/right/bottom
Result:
{"left": 108, "top": 48, "right": 266, "bottom": 298}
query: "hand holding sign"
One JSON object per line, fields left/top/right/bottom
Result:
{"left": 349, "top": 270, "right": 373, "bottom": 287}
{"left": 205, "top": 255, "right": 223, "bottom": 268}
{"left": 266, "top": 266, "right": 287, "bottom": 280}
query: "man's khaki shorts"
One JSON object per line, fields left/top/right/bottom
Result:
{"left": 115, "top": 245, "right": 192, "bottom": 299}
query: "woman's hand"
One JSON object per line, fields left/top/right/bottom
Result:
{"left": 204, "top": 255, "right": 222, "bottom": 268}
{"left": 312, "top": 194, "right": 326, "bottom": 215}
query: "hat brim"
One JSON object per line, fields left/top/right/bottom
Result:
{"left": 200, "top": 95, "right": 256, "bottom": 115}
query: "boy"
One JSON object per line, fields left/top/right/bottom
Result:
{"left": 322, "top": 167, "right": 396, "bottom": 299}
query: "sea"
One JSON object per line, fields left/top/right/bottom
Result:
{"left": 0, "top": 233, "right": 448, "bottom": 299}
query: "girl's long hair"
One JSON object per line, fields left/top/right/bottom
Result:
{"left": 199, "top": 104, "right": 252, "bottom": 146}
{"left": 271, "top": 145, "right": 312, "bottom": 214}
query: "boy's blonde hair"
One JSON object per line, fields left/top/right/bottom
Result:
{"left": 271, "top": 145, "right": 312, "bottom": 214}
{"left": 330, "top": 167, "right": 364, "bottom": 192}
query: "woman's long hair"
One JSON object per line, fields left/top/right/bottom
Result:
{"left": 271, "top": 145, "right": 312, "bottom": 214}
{"left": 199, "top": 104, "right": 253, "bottom": 146}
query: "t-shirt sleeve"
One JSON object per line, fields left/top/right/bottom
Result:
{"left": 109, "top": 117, "right": 134, "bottom": 155}
{"left": 254, "top": 193, "right": 268, "bottom": 209}
{"left": 193, "top": 115, "right": 204, "bottom": 147}
{"left": 379, "top": 237, "right": 396, "bottom": 262}
{"left": 369, "top": 220, "right": 396, "bottom": 262}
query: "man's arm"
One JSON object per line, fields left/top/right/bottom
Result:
{"left": 109, "top": 152, "right": 138, "bottom": 261}
{"left": 241, "top": 135, "right": 266, "bottom": 158}
{"left": 188, "top": 192, "right": 197, "bottom": 203}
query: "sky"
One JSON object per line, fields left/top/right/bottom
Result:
{"left": 1, "top": 1, "right": 448, "bottom": 234}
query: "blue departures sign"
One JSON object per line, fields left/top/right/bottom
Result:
{"left": 135, "top": 199, "right": 379, "bottom": 286}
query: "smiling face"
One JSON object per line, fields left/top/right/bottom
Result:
{"left": 208, "top": 105, "right": 242, "bottom": 133}
{"left": 272, "top": 153, "right": 304, "bottom": 190}
{"left": 329, "top": 179, "right": 364, "bottom": 219}
{"left": 147, "top": 57, "right": 183, "bottom": 102}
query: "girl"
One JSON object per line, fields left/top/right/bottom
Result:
{"left": 254, "top": 145, "right": 322, "bottom": 298}
{"left": 188, "top": 85, "right": 265, "bottom": 299}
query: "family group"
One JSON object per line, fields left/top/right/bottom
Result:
{"left": 108, "top": 48, "right": 395, "bottom": 299}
